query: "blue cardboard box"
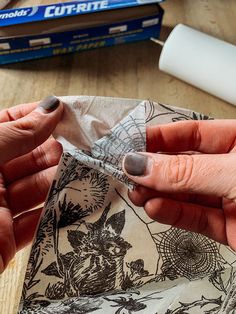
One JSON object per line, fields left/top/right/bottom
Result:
{"left": 0, "top": 0, "right": 164, "bottom": 64}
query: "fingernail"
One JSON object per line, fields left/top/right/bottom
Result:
{"left": 38, "top": 96, "right": 60, "bottom": 112}
{"left": 0, "top": 255, "right": 4, "bottom": 274}
{"left": 123, "top": 152, "right": 148, "bottom": 176}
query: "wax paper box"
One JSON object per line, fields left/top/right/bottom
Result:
{"left": 18, "top": 96, "right": 236, "bottom": 313}
{"left": 0, "top": 0, "right": 164, "bottom": 64}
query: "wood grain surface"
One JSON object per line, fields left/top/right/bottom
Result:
{"left": 1, "top": 1, "right": 236, "bottom": 313}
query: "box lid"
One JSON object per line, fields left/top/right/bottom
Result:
{"left": 0, "top": 0, "right": 164, "bottom": 27}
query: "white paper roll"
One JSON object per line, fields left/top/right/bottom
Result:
{"left": 159, "top": 24, "right": 236, "bottom": 106}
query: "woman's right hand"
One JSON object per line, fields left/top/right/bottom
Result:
{"left": 123, "top": 120, "right": 236, "bottom": 250}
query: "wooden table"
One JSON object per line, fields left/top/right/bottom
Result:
{"left": 1, "top": 1, "right": 236, "bottom": 313}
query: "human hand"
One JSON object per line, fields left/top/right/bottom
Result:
{"left": 123, "top": 120, "right": 236, "bottom": 250}
{"left": 0, "top": 96, "right": 63, "bottom": 273}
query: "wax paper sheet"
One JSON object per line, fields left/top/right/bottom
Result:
{"left": 19, "top": 96, "right": 236, "bottom": 314}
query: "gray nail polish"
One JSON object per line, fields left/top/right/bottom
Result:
{"left": 38, "top": 96, "right": 60, "bottom": 112}
{"left": 124, "top": 153, "right": 148, "bottom": 176}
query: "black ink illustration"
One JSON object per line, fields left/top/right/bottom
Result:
{"left": 19, "top": 99, "right": 236, "bottom": 314}
{"left": 21, "top": 204, "right": 57, "bottom": 305}
{"left": 20, "top": 296, "right": 103, "bottom": 314}
{"left": 154, "top": 228, "right": 224, "bottom": 281}
{"left": 20, "top": 289, "right": 165, "bottom": 314}
{"left": 145, "top": 101, "right": 212, "bottom": 123}
{"left": 42, "top": 203, "right": 132, "bottom": 297}
{"left": 58, "top": 169, "right": 109, "bottom": 228}
{"left": 120, "top": 259, "right": 152, "bottom": 291}
{"left": 106, "top": 296, "right": 147, "bottom": 314}
{"left": 165, "top": 295, "right": 223, "bottom": 314}
{"left": 71, "top": 103, "right": 146, "bottom": 189}
{"left": 47, "top": 154, "right": 91, "bottom": 202}
{"left": 104, "top": 290, "right": 164, "bottom": 314}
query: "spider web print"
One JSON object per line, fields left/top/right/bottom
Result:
{"left": 18, "top": 98, "right": 236, "bottom": 314}
{"left": 114, "top": 189, "right": 229, "bottom": 282}
{"left": 72, "top": 102, "right": 147, "bottom": 188}
{"left": 153, "top": 228, "right": 223, "bottom": 280}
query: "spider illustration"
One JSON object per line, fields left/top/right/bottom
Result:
{"left": 105, "top": 296, "right": 146, "bottom": 314}
{"left": 104, "top": 291, "right": 163, "bottom": 314}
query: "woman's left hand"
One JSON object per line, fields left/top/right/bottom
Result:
{"left": 0, "top": 96, "right": 63, "bottom": 273}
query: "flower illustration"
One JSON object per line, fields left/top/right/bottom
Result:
{"left": 45, "top": 282, "right": 65, "bottom": 300}
{"left": 122, "top": 259, "right": 151, "bottom": 290}
{"left": 62, "top": 169, "right": 109, "bottom": 214}
{"left": 58, "top": 195, "right": 84, "bottom": 228}
{"left": 43, "top": 204, "right": 132, "bottom": 296}
{"left": 127, "top": 259, "right": 149, "bottom": 279}
{"left": 74, "top": 170, "right": 109, "bottom": 213}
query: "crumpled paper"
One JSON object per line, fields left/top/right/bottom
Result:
{"left": 18, "top": 96, "right": 236, "bottom": 314}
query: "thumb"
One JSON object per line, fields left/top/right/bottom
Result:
{"left": 123, "top": 152, "right": 236, "bottom": 200}
{"left": 0, "top": 96, "right": 63, "bottom": 165}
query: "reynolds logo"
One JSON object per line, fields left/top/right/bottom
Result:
{"left": 44, "top": 0, "right": 108, "bottom": 18}
{"left": 0, "top": 9, "right": 29, "bottom": 19}
{"left": 0, "top": 6, "right": 38, "bottom": 20}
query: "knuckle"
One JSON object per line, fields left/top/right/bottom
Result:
{"left": 13, "top": 114, "right": 40, "bottom": 145}
{"left": 15, "top": 115, "right": 38, "bottom": 133}
{"left": 34, "top": 171, "right": 51, "bottom": 199}
{"left": 3, "top": 108, "right": 15, "bottom": 122}
{"left": 165, "top": 155, "right": 194, "bottom": 189}
{"left": 128, "top": 192, "right": 144, "bottom": 207}
{"left": 32, "top": 145, "right": 50, "bottom": 170}
{"left": 129, "top": 186, "right": 150, "bottom": 207}
{"left": 192, "top": 122, "right": 202, "bottom": 151}
{"left": 7, "top": 120, "right": 37, "bottom": 148}
{"left": 144, "top": 198, "right": 163, "bottom": 221}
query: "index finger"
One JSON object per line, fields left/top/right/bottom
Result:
{"left": 147, "top": 120, "right": 236, "bottom": 154}
{"left": 0, "top": 102, "right": 37, "bottom": 123}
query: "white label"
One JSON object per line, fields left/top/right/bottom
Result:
{"left": 142, "top": 18, "right": 159, "bottom": 28}
{"left": 29, "top": 37, "right": 51, "bottom": 47}
{"left": 109, "top": 25, "right": 127, "bottom": 34}
{"left": 73, "top": 33, "right": 89, "bottom": 39}
{"left": 0, "top": 42, "right": 10, "bottom": 50}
